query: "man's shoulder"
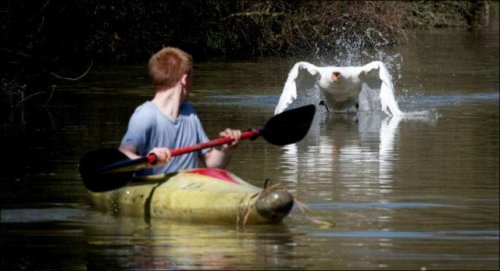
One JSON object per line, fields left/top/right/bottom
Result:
{"left": 132, "top": 101, "right": 157, "bottom": 115}
{"left": 180, "top": 101, "right": 198, "bottom": 115}
{"left": 128, "top": 101, "right": 159, "bottom": 127}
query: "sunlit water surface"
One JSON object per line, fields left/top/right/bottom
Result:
{"left": 1, "top": 19, "right": 499, "bottom": 271}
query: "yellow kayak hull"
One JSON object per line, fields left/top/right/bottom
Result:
{"left": 88, "top": 168, "right": 294, "bottom": 225}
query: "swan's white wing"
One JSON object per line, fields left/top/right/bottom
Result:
{"left": 362, "top": 61, "right": 403, "bottom": 116}
{"left": 274, "top": 62, "right": 320, "bottom": 115}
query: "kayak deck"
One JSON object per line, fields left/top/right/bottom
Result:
{"left": 88, "top": 168, "right": 294, "bottom": 225}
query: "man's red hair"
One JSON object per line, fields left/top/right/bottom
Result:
{"left": 148, "top": 47, "right": 193, "bottom": 91}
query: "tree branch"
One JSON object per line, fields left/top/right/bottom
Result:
{"left": 51, "top": 61, "right": 93, "bottom": 81}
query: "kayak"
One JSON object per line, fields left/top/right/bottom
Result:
{"left": 88, "top": 168, "right": 294, "bottom": 225}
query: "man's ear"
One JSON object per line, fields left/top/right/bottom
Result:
{"left": 180, "top": 73, "right": 188, "bottom": 86}
{"left": 331, "top": 72, "right": 341, "bottom": 82}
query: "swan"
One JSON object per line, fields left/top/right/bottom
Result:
{"left": 274, "top": 61, "right": 403, "bottom": 116}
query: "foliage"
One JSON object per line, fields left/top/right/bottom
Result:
{"left": 404, "top": 1, "right": 491, "bottom": 28}
{"left": 0, "top": 0, "right": 491, "bottom": 107}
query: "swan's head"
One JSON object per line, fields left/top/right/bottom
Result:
{"left": 319, "top": 71, "right": 342, "bottom": 90}
{"left": 331, "top": 71, "right": 341, "bottom": 82}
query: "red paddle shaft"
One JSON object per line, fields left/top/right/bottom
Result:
{"left": 146, "top": 129, "right": 261, "bottom": 164}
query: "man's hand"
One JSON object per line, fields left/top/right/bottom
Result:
{"left": 148, "top": 147, "right": 172, "bottom": 166}
{"left": 218, "top": 128, "right": 242, "bottom": 151}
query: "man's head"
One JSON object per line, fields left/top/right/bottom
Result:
{"left": 148, "top": 47, "right": 193, "bottom": 93}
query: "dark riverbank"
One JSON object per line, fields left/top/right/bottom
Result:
{"left": 0, "top": 1, "right": 494, "bottom": 107}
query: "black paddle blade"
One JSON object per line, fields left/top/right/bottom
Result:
{"left": 79, "top": 148, "right": 134, "bottom": 192}
{"left": 262, "top": 104, "right": 316, "bottom": 146}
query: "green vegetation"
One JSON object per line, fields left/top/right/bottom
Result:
{"left": 0, "top": 1, "right": 492, "bottom": 107}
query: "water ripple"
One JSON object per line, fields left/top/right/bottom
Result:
{"left": 305, "top": 201, "right": 453, "bottom": 210}
{"left": 311, "top": 230, "right": 499, "bottom": 240}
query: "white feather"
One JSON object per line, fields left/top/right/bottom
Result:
{"left": 274, "top": 62, "right": 320, "bottom": 115}
{"left": 274, "top": 61, "right": 403, "bottom": 116}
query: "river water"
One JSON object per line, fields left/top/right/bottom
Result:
{"left": 1, "top": 13, "right": 499, "bottom": 271}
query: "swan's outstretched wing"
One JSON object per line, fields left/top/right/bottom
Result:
{"left": 362, "top": 61, "right": 403, "bottom": 116}
{"left": 274, "top": 62, "right": 320, "bottom": 115}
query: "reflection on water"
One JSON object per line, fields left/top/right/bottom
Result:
{"left": 276, "top": 88, "right": 498, "bottom": 269}
{"left": 84, "top": 215, "right": 300, "bottom": 270}
{"left": 1, "top": 16, "right": 499, "bottom": 270}
{"left": 2, "top": 207, "right": 301, "bottom": 270}
{"left": 279, "top": 109, "right": 437, "bottom": 191}
{"left": 312, "top": 230, "right": 499, "bottom": 240}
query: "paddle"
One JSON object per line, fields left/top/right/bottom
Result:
{"left": 79, "top": 104, "right": 316, "bottom": 192}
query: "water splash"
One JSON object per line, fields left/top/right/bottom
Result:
{"left": 316, "top": 26, "right": 404, "bottom": 83}
{"left": 398, "top": 90, "right": 498, "bottom": 120}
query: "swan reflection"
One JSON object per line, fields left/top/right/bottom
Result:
{"left": 279, "top": 109, "right": 436, "bottom": 197}
{"left": 279, "top": 111, "right": 403, "bottom": 196}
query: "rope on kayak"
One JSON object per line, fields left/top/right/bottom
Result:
{"left": 237, "top": 190, "right": 260, "bottom": 229}
{"left": 293, "top": 197, "right": 336, "bottom": 228}
{"left": 237, "top": 180, "right": 286, "bottom": 229}
{"left": 237, "top": 179, "right": 335, "bottom": 229}
{"left": 267, "top": 180, "right": 335, "bottom": 227}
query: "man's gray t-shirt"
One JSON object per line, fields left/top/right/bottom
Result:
{"left": 121, "top": 101, "right": 210, "bottom": 175}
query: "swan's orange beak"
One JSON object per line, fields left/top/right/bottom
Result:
{"left": 331, "top": 72, "right": 340, "bottom": 82}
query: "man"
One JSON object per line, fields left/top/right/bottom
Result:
{"left": 119, "top": 47, "right": 241, "bottom": 175}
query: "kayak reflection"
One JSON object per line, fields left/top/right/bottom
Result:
{"left": 84, "top": 215, "right": 299, "bottom": 270}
